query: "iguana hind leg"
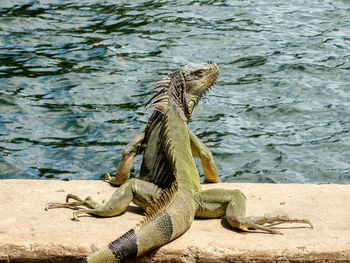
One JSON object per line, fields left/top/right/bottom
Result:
{"left": 46, "top": 178, "right": 161, "bottom": 220}
{"left": 195, "top": 188, "right": 312, "bottom": 234}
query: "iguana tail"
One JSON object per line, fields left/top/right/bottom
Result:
{"left": 82, "top": 191, "right": 195, "bottom": 263}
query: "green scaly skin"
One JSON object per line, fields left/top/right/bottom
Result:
{"left": 46, "top": 62, "right": 312, "bottom": 263}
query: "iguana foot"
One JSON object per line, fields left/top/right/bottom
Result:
{"left": 251, "top": 215, "right": 313, "bottom": 228}
{"left": 104, "top": 172, "right": 135, "bottom": 186}
{"left": 45, "top": 193, "right": 116, "bottom": 221}
{"left": 226, "top": 215, "right": 313, "bottom": 235}
{"left": 203, "top": 178, "right": 220, "bottom": 184}
{"left": 45, "top": 194, "right": 100, "bottom": 210}
{"left": 103, "top": 172, "right": 114, "bottom": 183}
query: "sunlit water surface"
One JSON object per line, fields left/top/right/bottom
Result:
{"left": 1, "top": 0, "right": 349, "bottom": 183}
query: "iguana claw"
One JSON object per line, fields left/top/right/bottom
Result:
{"left": 103, "top": 172, "right": 112, "bottom": 182}
{"left": 73, "top": 212, "right": 80, "bottom": 221}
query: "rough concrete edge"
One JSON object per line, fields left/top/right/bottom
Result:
{"left": 0, "top": 244, "right": 86, "bottom": 263}
{"left": 1, "top": 244, "right": 350, "bottom": 263}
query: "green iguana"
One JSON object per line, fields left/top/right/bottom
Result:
{"left": 46, "top": 62, "right": 312, "bottom": 263}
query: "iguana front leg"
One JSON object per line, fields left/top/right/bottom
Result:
{"left": 46, "top": 178, "right": 161, "bottom": 220}
{"left": 195, "top": 189, "right": 312, "bottom": 234}
{"left": 189, "top": 130, "right": 219, "bottom": 183}
{"left": 105, "top": 131, "right": 145, "bottom": 185}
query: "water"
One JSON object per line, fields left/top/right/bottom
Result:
{"left": 0, "top": 0, "right": 349, "bottom": 184}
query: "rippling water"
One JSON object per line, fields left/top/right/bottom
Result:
{"left": 1, "top": 0, "right": 349, "bottom": 183}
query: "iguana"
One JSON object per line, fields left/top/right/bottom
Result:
{"left": 46, "top": 62, "right": 312, "bottom": 263}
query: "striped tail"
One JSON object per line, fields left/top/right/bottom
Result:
{"left": 80, "top": 229, "right": 137, "bottom": 263}
{"left": 81, "top": 192, "right": 195, "bottom": 263}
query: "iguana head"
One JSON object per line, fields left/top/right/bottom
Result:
{"left": 146, "top": 62, "right": 220, "bottom": 122}
{"left": 181, "top": 62, "right": 220, "bottom": 119}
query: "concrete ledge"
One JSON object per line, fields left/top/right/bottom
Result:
{"left": 0, "top": 180, "right": 349, "bottom": 262}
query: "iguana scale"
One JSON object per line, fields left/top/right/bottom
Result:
{"left": 46, "top": 62, "right": 312, "bottom": 263}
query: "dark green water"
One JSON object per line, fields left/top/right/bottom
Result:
{"left": 1, "top": 0, "right": 349, "bottom": 183}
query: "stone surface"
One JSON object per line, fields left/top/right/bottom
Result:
{"left": 0, "top": 179, "right": 349, "bottom": 262}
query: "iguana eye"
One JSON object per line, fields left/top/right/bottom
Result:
{"left": 193, "top": 69, "right": 205, "bottom": 77}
